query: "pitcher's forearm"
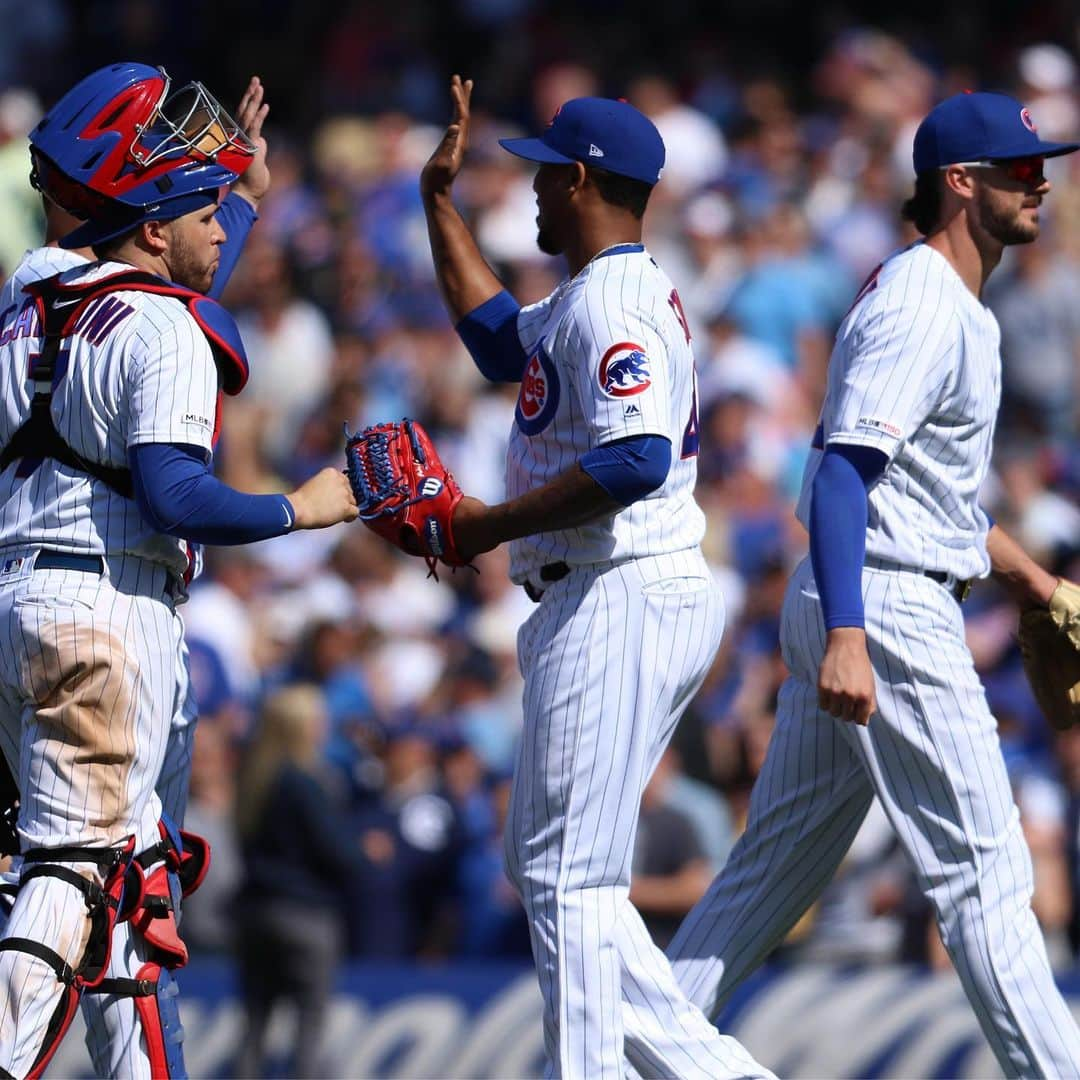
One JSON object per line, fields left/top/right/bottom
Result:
{"left": 424, "top": 191, "right": 504, "bottom": 321}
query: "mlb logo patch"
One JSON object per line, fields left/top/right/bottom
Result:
{"left": 599, "top": 342, "right": 652, "bottom": 397}
{"left": 0, "top": 557, "right": 23, "bottom": 576}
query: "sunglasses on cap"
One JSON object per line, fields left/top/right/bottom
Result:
{"left": 945, "top": 156, "right": 1047, "bottom": 185}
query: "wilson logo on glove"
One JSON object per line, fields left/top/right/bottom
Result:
{"left": 345, "top": 419, "right": 470, "bottom": 578}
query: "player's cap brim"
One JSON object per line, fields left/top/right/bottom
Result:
{"left": 498, "top": 136, "right": 576, "bottom": 166}
{"left": 999, "top": 138, "right": 1080, "bottom": 159}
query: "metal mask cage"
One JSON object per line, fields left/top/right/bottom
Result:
{"left": 131, "top": 71, "right": 256, "bottom": 167}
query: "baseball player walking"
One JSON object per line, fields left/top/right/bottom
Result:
{"left": 422, "top": 76, "right": 770, "bottom": 1080}
{"left": 661, "top": 91, "right": 1080, "bottom": 1078}
{"left": 0, "top": 65, "right": 356, "bottom": 1078}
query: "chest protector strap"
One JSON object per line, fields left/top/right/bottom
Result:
{"left": 0, "top": 269, "right": 249, "bottom": 497}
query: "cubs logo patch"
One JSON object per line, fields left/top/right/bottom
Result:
{"left": 515, "top": 344, "right": 560, "bottom": 435}
{"left": 599, "top": 341, "right": 651, "bottom": 397}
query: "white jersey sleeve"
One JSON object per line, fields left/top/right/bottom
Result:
{"left": 517, "top": 292, "right": 560, "bottom": 358}
{"left": 824, "top": 253, "right": 958, "bottom": 459}
{"left": 558, "top": 286, "right": 672, "bottom": 445}
{"left": 126, "top": 312, "right": 218, "bottom": 455}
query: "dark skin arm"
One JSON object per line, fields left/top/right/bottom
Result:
{"left": 453, "top": 466, "right": 623, "bottom": 560}
{"left": 420, "top": 75, "right": 505, "bottom": 321}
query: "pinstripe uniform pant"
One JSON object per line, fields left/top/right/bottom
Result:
{"left": 667, "top": 557, "right": 1080, "bottom": 1078}
{"left": 0, "top": 552, "right": 189, "bottom": 1077}
{"left": 506, "top": 549, "right": 773, "bottom": 1080}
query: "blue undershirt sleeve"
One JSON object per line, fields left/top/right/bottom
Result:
{"left": 129, "top": 442, "right": 295, "bottom": 545}
{"left": 580, "top": 435, "right": 671, "bottom": 507}
{"left": 207, "top": 193, "right": 258, "bottom": 301}
{"left": 809, "top": 443, "right": 888, "bottom": 630}
{"left": 455, "top": 290, "right": 527, "bottom": 382}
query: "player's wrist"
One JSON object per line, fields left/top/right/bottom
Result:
{"left": 451, "top": 495, "right": 499, "bottom": 559}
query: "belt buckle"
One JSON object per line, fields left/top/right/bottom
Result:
{"left": 956, "top": 579, "right": 972, "bottom": 603}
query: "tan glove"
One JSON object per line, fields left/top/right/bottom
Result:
{"left": 1018, "top": 579, "right": 1080, "bottom": 731}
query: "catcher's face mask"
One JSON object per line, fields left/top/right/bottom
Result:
{"left": 131, "top": 68, "right": 256, "bottom": 172}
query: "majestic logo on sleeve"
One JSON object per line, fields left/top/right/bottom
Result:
{"left": 599, "top": 342, "right": 652, "bottom": 397}
{"left": 515, "top": 344, "right": 560, "bottom": 435}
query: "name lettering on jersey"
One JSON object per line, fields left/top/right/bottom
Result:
{"left": 0, "top": 299, "right": 39, "bottom": 346}
{"left": 598, "top": 342, "right": 651, "bottom": 397}
{"left": 668, "top": 288, "right": 691, "bottom": 344}
{"left": 73, "top": 296, "right": 135, "bottom": 346}
{"left": 856, "top": 415, "right": 902, "bottom": 438}
{"left": 515, "top": 344, "right": 560, "bottom": 435}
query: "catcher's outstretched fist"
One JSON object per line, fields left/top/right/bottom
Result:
{"left": 288, "top": 467, "right": 358, "bottom": 529}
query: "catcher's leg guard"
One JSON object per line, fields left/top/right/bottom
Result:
{"left": 87, "top": 963, "right": 187, "bottom": 1079}
{"left": 122, "top": 817, "right": 211, "bottom": 970}
{"left": 0, "top": 840, "right": 133, "bottom": 1079}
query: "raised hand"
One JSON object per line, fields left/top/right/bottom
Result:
{"left": 233, "top": 76, "right": 271, "bottom": 208}
{"left": 420, "top": 75, "right": 473, "bottom": 199}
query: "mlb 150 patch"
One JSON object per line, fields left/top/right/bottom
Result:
{"left": 599, "top": 342, "right": 651, "bottom": 397}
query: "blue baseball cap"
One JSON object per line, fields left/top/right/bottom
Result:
{"left": 913, "top": 91, "right": 1080, "bottom": 173}
{"left": 499, "top": 97, "right": 665, "bottom": 186}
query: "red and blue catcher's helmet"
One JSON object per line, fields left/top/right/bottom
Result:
{"left": 28, "top": 61, "right": 255, "bottom": 248}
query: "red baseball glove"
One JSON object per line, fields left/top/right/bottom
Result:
{"left": 345, "top": 419, "right": 468, "bottom": 575}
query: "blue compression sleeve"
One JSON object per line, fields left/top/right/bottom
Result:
{"left": 580, "top": 435, "right": 671, "bottom": 507}
{"left": 130, "top": 442, "right": 294, "bottom": 545}
{"left": 208, "top": 193, "right": 258, "bottom": 300}
{"left": 455, "top": 290, "right": 527, "bottom": 382}
{"left": 809, "top": 443, "right": 888, "bottom": 630}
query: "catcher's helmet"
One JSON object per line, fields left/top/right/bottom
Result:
{"left": 28, "top": 61, "right": 255, "bottom": 247}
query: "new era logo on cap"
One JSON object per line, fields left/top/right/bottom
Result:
{"left": 499, "top": 97, "right": 665, "bottom": 185}
{"left": 913, "top": 90, "right": 1080, "bottom": 172}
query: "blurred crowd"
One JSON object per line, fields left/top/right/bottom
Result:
{"left": 3, "top": 5, "right": 1080, "bottom": 1072}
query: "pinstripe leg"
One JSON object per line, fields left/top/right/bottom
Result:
{"left": 667, "top": 560, "right": 874, "bottom": 1022}
{"left": 856, "top": 575, "right": 1080, "bottom": 1079}
{"left": 667, "top": 674, "right": 874, "bottom": 1020}
{"left": 84, "top": 608, "right": 195, "bottom": 1079}
{"left": 507, "top": 558, "right": 770, "bottom": 1080}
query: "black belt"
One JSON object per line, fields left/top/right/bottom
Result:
{"left": 923, "top": 569, "right": 972, "bottom": 603}
{"left": 523, "top": 561, "right": 570, "bottom": 603}
{"left": 35, "top": 549, "right": 104, "bottom": 573}
{"left": 34, "top": 548, "right": 184, "bottom": 601}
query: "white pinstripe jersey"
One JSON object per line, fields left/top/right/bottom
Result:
{"left": 0, "top": 256, "right": 220, "bottom": 578}
{"left": 506, "top": 244, "right": 705, "bottom": 584}
{"left": 795, "top": 241, "right": 1000, "bottom": 580}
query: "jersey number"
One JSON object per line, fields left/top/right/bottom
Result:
{"left": 681, "top": 372, "right": 699, "bottom": 458}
